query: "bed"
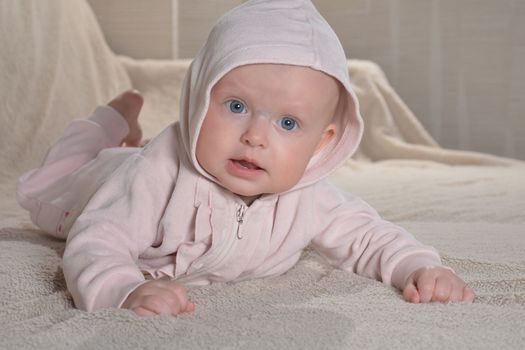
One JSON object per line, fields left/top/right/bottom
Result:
{"left": 1, "top": 1, "right": 524, "bottom": 349}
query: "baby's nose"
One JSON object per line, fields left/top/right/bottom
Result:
{"left": 241, "top": 117, "right": 269, "bottom": 148}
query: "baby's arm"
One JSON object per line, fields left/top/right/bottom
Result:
{"left": 310, "top": 183, "right": 475, "bottom": 303}
{"left": 121, "top": 279, "right": 195, "bottom": 316}
{"left": 63, "top": 130, "right": 182, "bottom": 312}
{"left": 63, "top": 153, "right": 165, "bottom": 311}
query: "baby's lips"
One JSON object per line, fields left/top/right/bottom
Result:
{"left": 236, "top": 159, "right": 261, "bottom": 170}
{"left": 232, "top": 157, "right": 264, "bottom": 170}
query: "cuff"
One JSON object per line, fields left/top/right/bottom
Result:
{"left": 390, "top": 253, "right": 449, "bottom": 290}
{"left": 88, "top": 106, "right": 130, "bottom": 147}
{"left": 116, "top": 279, "right": 151, "bottom": 309}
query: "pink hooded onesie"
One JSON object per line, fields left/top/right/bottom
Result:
{"left": 17, "top": 0, "right": 443, "bottom": 311}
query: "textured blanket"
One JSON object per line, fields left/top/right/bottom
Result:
{"left": 1, "top": 0, "right": 524, "bottom": 349}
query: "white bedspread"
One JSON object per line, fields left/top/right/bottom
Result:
{"left": 1, "top": 0, "right": 524, "bottom": 349}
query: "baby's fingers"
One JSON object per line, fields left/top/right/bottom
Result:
{"left": 462, "top": 286, "right": 476, "bottom": 303}
{"left": 138, "top": 294, "right": 177, "bottom": 316}
{"left": 415, "top": 273, "right": 436, "bottom": 303}
{"left": 162, "top": 281, "right": 195, "bottom": 314}
{"left": 403, "top": 280, "right": 421, "bottom": 303}
{"left": 131, "top": 294, "right": 194, "bottom": 316}
{"left": 184, "top": 300, "right": 196, "bottom": 313}
{"left": 431, "top": 276, "right": 453, "bottom": 302}
{"left": 448, "top": 285, "right": 465, "bottom": 302}
{"left": 132, "top": 306, "right": 158, "bottom": 316}
{"left": 433, "top": 272, "right": 476, "bottom": 303}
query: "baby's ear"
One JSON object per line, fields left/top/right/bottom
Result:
{"left": 315, "top": 123, "right": 337, "bottom": 154}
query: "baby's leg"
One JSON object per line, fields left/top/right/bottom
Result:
{"left": 17, "top": 90, "right": 144, "bottom": 238}
{"left": 23, "top": 90, "right": 144, "bottom": 187}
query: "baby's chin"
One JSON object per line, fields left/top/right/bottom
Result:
{"left": 230, "top": 187, "right": 267, "bottom": 205}
{"left": 213, "top": 175, "right": 297, "bottom": 203}
{"left": 213, "top": 182, "right": 261, "bottom": 203}
{"left": 231, "top": 187, "right": 289, "bottom": 205}
{"left": 228, "top": 181, "right": 299, "bottom": 198}
{"left": 236, "top": 194, "right": 262, "bottom": 206}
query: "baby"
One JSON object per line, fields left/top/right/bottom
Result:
{"left": 17, "top": 0, "right": 474, "bottom": 316}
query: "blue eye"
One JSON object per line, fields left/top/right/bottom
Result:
{"left": 278, "top": 117, "right": 298, "bottom": 131}
{"left": 227, "top": 99, "right": 247, "bottom": 114}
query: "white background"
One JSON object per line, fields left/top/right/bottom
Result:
{"left": 88, "top": 0, "right": 525, "bottom": 160}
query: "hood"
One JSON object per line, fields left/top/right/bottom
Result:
{"left": 179, "top": 0, "right": 364, "bottom": 192}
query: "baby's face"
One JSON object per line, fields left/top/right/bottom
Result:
{"left": 196, "top": 64, "right": 339, "bottom": 202}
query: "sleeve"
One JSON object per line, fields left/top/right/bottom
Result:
{"left": 310, "top": 182, "right": 443, "bottom": 290}
{"left": 37, "top": 106, "right": 129, "bottom": 173}
{"left": 62, "top": 144, "right": 176, "bottom": 312}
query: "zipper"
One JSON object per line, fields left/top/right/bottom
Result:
{"left": 236, "top": 204, "right": 247, "bottom": 239}
{"left": 176, "top": 203, "right": 247, "bottom": 282}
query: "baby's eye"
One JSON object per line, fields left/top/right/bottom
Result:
{"left": 278, "top": 117, "right": 298, "bottom": 131}
{"left": 226, "top": 99, "right": 247, "bottom": 114}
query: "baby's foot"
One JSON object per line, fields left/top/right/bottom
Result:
{"left": 108, "top": 90, "right": 144, "bottom": 147}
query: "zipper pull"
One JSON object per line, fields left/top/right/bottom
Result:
{"left": 236, "top": 205, "right": 246, "bottom": 239}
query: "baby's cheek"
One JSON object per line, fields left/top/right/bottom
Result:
{"left": 275, "top": 158, "right": 308, "bottom": 190}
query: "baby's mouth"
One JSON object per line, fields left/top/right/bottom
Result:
{"left": 232, "top": 159, "right": 263, "bottom": 170}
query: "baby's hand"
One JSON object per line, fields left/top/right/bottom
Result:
{"left": 403, "top": 266, "right": 475, "bottom": 303}
{"left": 121, "top": 279, "right": 195, "bottom": 316}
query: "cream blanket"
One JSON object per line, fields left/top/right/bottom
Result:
{"left": 1, "top": 0, "right": 524, "bottom": 349}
